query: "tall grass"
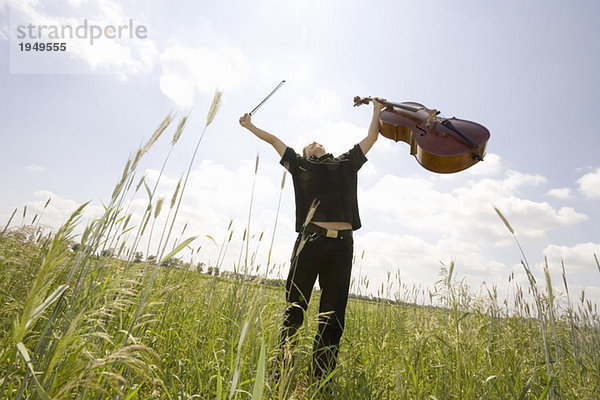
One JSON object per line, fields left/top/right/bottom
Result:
{"left": 1, "top": 99, "right": 600, "bottom": 398}
{"left": 2, "top": 209, "right": 600, "bottom": 398}
{"left": 0, "top": 91, "right": 221, "bottom": 399}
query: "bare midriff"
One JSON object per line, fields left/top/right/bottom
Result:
{"left": 312, "top": 221, "right": 352, "bottom": 230}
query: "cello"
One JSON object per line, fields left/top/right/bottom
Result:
{"left": 354, "top": 97, "right": 490, "bottom": 173}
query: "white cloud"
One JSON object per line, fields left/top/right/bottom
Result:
{"left": 577, "top": 168, "right": 600, "bottom": 199}
{"left": 159, "top": 43, "right": 250, "bottom": 106}
{"left": 26, "top": 164, "right": 46, "bottom": 172}
{"left": 464, "top": 153, "right": 502, "bottom": 176}
{"left": 67, "top": 33, "right": 157, "bottom": 74}
{"left": 132, "top": 159, "right": 295, "bottom": 270}
{"left": 353, "top": 230, "right": 509, "bottom": 302}
{"left": 24, "top": 190, "right": 103, "bottom": 232}
{"left": 359, "top": 161, "right": 378, "bottom": 180}
{"left": 493, "top": 199, "right": 586, "bottom": 240}
{"left": 543, "top": 242, "right": 600, "bottom": 272}
{"left": 143, "top": 168, "right": 179, "bottom": 187}
{"left": 500, "top": 170, "right": 547, "bottom": 193}
{"left": 360, "top": 166, "right": 586, "bottom": 248}
{"left": 547, "top": 187, "right": 572, "bottom": 199}
{"left": 354, "top": 231, "right": 440, "bottom": 285}
{"left": 7, "top": 0, "right": 158, "bottom": 75}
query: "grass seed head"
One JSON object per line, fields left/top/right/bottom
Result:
{"left": 303, "top": 198, "right": 320, "bottom": 228}
{"left": 543, "top": 257, "right": 554, "bottom": 305}
{"left": 446, "top": 260, "right": 455, "bottom": 286}
{"left": 206, "top": 89, "right": 222, "bottom": 126}
{"left": 154, "top": 197, "right": 165, "bottom": 218}
{"left": 144, "top": 113, "right": 173, "bottom": 154}
{"left": 136, "top": 175, "right": 146, "bottom": 193}
{"left": 171, "top": 176, "right": 183, "bottom": 209}
{"left": 493, "top": 206, "right": 514, "bottom": 235}
{"left": 112, "top": 159, "right": 132, "bottom": 201}
{"left": 172, "top": 114, "right": 189, "bottom": 145}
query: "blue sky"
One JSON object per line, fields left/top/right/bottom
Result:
{"left": 1, "top": 0, "right": 599, "bottom": 305}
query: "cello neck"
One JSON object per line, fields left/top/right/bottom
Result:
{"left": 380, "top": 99, "right": 421, "bottom": 113}
{"left": 353, "top": 96, "right": 421, "bottom": 113}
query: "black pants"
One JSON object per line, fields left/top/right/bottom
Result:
{"left": 280, "top": 231, "right": 353, "bottom": 378}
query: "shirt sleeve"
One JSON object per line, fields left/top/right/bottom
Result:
{"left": 279, "top": 147, "right": 301, "bottom": 174}
{"left": 340, "top": 144, "right": 368, "bottom": 171}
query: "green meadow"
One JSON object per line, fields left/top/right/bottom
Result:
{"left": 1, "top": 95, "right": 599, "bottom": 399}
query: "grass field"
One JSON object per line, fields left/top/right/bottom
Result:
{"left": 1, "top": 97, "right": 599, "bottom": 399}
{"left": 1, "top": 225, "right": 599, "bottom": 399}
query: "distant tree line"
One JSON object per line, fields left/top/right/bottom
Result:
{"left": 69, "top": 244, "right": 411, "bottom": 305}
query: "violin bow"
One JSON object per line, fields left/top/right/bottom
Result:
{"left": 249, "top": 80, "right": 286, "bottom": 116}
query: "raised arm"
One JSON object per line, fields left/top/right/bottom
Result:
{"left": 239, "top": 113, "right": 287, "bottom": 157}
{"left": 359, "top": 97, "right": 386, "bottom": 156}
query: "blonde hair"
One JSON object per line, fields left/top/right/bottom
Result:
{"left": 302, "top": 143, "right": 310, "bottom": 157}
{"left": 303, "top": 142, "right": 325, "bottom": 157}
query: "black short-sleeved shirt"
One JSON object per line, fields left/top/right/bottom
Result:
{"left": 280, "top": 144, "right": 367, "bottom": 232}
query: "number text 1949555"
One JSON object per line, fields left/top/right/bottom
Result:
{"left": 18, "top": 42, "right": 67, "bottom": 51}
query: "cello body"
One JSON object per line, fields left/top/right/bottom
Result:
{"left": 356, "top": 97, "right": 490, "bottom": 174}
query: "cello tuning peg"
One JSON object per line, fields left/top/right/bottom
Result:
{"left": 353, "top": 96, "right": 371, "bottom": 107}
